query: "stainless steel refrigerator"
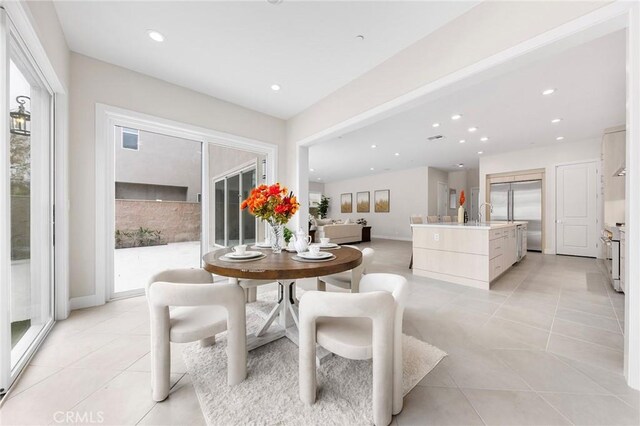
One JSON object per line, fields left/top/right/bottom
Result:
{"left": 490, "top": 180, "right": 542, "bottom": 251}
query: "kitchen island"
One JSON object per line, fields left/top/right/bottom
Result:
{"left": 411, "top": 221, "right": 527, "bottom": 290}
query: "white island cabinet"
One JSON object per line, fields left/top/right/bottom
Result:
{"left": 411, "top": 222, "right": 527, "bottom": 290}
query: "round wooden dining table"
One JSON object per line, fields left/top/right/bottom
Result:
{"left": 202, "top": 246, "right": 362, "bottom": 357}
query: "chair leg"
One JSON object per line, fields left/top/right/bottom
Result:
{"left": 372, "top": 320, "right": 394, "bottom": 426}
{"left": 392, "top": 319, "right": 404, "bottom": 415}
{"left": 299, "top": 315, "right": 317, "bottom": 405}
{"left": 151, "top": 317, "right": 171, "bottom": 402}
{"left": 246, "top": 287, "right": 257, "bottom": 303}
{"left": 409, "top": 253, "right": 413, "bottom": 269}
{"left": 200, "top": 335, "right": 216, "bottom": 347}
{"left": 316, "top": 278, "right": 326, "bottom": 292}
{"left": 226, "top": 288, "right": 248, "bottom": 386}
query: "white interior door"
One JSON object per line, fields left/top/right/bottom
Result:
{"left": 437, "top": 181, "right": 448, "bottom": 217}
{"left": 556, "top": 161, "right": 598, "bottom": 257}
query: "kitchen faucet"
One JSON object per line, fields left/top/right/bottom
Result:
{"left": 478, "top": 203, "right": 493, "bottom": 224}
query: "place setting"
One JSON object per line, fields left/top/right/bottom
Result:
{"left": 316, "top": 237, "right": 340, "bottom": 250}
{"left": 220, "top": 244, "right": 266, "bottom": 262}
{"left": 292, "top": 244, "right": 336, "bottom": 263}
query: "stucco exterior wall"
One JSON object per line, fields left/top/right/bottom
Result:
{"left": 115, "top": 200, "right": 201, "bottom": 243}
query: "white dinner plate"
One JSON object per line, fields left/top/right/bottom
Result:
{"left": 317, "top": 243, "right": 340, "bottom": 249}
{"left": 225, "top": 250, "right": 263, "bottom": 259}
{"left": 221, "top": 253, "right": 266, "bottom": 263}
{"left": 253, "top": 242, "right": 272, "bottom": 249}
{"left": 297, "top": 251, "right": 333, "bottom": 260}
{"left": 292, "top": 254, "right": 336, "bottom": 263}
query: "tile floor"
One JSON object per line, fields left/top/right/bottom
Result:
{"left": 0, "top": 239, "right": 638, "bottom": 425}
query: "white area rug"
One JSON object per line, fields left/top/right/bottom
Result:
{"left": 182, "top": 293, "right": 446, "bottom": 425}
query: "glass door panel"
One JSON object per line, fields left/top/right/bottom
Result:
{"left": 2, "top": 24, "right": 54, "bottom": 394}
{"left": 227, "top": 175, "right": 240, "bottom": 247}
{"left": 112, "top": 127, "right": 202, "bottom": 297}
{"left": 241, "top": 169, "right": 256, "bottom": 244}
{"left": 214, "top": 179, "right": 226, "bottom": 246}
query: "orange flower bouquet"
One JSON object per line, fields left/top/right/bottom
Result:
{"left": 459, "top": 190, "right": 466, "bottom": 207}
{"left": 241, "top": 183, "right": 299, "bottom": 252}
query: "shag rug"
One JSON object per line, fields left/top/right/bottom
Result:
{"left": 182, "top": 292, "right": 446, "bottom": 426}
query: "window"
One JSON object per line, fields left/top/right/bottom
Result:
{"left": 121, "top": 127, "right": 139, "bottom": 150}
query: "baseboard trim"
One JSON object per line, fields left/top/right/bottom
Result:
{"left": 371, "top": 234, "right": 412, "bottom": 242}
{"left": 69, "top": 295, "right": 98, "bottom": 311}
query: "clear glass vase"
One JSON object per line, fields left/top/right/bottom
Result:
{"left": 269, "top": 222, "right": 285, "bottom": 254}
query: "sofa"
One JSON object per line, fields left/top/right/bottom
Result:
{"left": 312, "top": 218, "right": 363, "bottom": 244}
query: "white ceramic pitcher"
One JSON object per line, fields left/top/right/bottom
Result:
{"left": 293, "top": 227, "right": 312, "bottom": 253}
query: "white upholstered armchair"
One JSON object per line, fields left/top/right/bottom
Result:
{"left": 146, "top": 268, "right": 247, "bottom": 401}
{"left": 316, "top": 247, "right": 374, "bottom": 293}
{"left": 299, "top": 273, "right": 408, "bottom": 425}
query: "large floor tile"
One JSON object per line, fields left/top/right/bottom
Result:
{"left": 552, "top": 318, "right": 623, "bottom": 351}
{"left": 541, "top": 393, "right": 640, "bottom": 425}
{"left": 5, "top": 365, "right": 62, "bottom": 400}
{"left": 555, "top": 355, "right": 640, "bottom": 399}
{"left": 127, "top": 343, "right": 188, "bottom": 374}
{"left": 494, "top": 349, "right": 608, "bottom": 393}
{"left": 417, "top": 360, "right": 457, "bottom": 388}
{"left": 482, "top": 317, "right": 550, "bottom": 350}
{"left": 29, "top": 332, "right": 120, "bottom": 368}
{"left": 462, "top": 388, "right": 571, "bottom": 425}
{"left": 555, "top": 308, "right": 622, "bottom": 333}
{"left": 445, "top": 349, "right": 530, "bottom": 391}
{"left": 494, "top": 304, "right": 555, "bottom": 330}
{"left": 63, "top": 371, "right": 183, "bottom": 425}
{"left": 0, "top": 368, "right": 121, "bottom": 425}
{"left": 548, "top": 334, "right": 623, "bottom": 373}
{"left": 137, "top": 375, "right": 206, "bottom": 426}
{"left": 68, "top": 335, "right": 150, "bottom": 371}
{"left": 396, "top": 386, "right": 484, "bottom": 426}
{"left": 557, "top": 297, "right": 618, "bottom": 319}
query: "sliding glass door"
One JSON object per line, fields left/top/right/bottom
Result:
{"left": 213, "top": 165, "right": 257, "bottom": 247}
{"left": 1, "top": 11, "right": 55, "bottom": 393}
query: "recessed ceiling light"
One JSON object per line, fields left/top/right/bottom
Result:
{"left": 480, "top": 136, "right": 489, "bottom": 142}
{"left": 267, "top": 0, "right": 283, "bottom": 4}
{"left": 356, "top": 35, "right": 365, "bottom": 41}
{"left": 457, "top": 163, "right": 464, "bottom": 168}
{"left": 270, "top": 84, "right": 281, "bottom": 91}
{"left": 542, "top": 88, "right": 556, "bottom": 96}
{"left": 317, "top": 177, "right": 322, "bottom": 180}
{"left": 370, "top": 167, "right": 374, "bottom": 171}
{"left": 477, "top": 151, "right": 483, "bottom": 155}
{"left": 459, "top": 139, "right": 466, "bottom": 144}
{"left": 371, "top": 144, "right": 377, "bottom": 148}
{"left": 451, "top": 114, "right": 462, "bottom": 120}
{"left": 432, "top": 123, "right": 440, "bottom": 128}
{"left": 394, "top": 152, "right": 400, "bottom": 156}
{"left": 551, "top": 118, "right": 562, "bottom": 123}
{"left": 556, "top": 136, "right": 565, "bottom": 141}
{"left": 309, "top": 168, "right": 315, "bottom": 172}
{"left": 147, "top": 30, "right": 165, "bottom": 42}
{"left": 468, "top": 127, "right": 478, "bottom": 132}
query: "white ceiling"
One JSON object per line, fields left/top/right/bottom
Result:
{"left": 309, "top": 30, "right": 626, "bottom": 183}
{"left": 53, "top": 0, "right": 479, "bottom": 119}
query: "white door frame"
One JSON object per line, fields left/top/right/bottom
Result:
{"left": 95, "top": 104, "right": 278, "bottom": 305}
{"left": 293, "top": 1, "right": 639, "bottom": 389}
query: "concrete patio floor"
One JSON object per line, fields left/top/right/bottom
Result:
{"left": 114, "top": 241, "right": 201, "bottom": 294}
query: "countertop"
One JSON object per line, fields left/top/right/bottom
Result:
{"left": 411, "top": 221, "right": 528, "bottom": 230}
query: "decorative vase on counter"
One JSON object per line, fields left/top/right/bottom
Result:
{"left": 269, "top": 221, "right": 285, "bottom": 254}
{"left": 458, "top": 190, "right": 466, "bottom": 223}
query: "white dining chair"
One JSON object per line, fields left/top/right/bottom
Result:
{"left": 146, "top": 268, "right": 247, "bottom": 401}
{"left": 426, "top": 215, "right": 439, "bottom": 223}
{"left": 299, "top": 273, "right": 408, "bottom": 425}
{"left": 316, "top": 247, "right": 374, "bottom": 293}
{"left": 409, "top": 215, "right": 423, "bottom": 269}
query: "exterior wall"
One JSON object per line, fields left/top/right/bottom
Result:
{"left": 69, "top": 53, "right": 286, "bottom": 299}
{"left": 10, "top": 196, "right": 29, "bottom": 260}
{"left": 115, "top": 129, "right": 202, "bottom": 202}
{"left": 323, "top": 167, "right": 427, "bottom": 241}
{"left": 479, "top": 138, "right": 602, "bottom": 255}
{"left": 115, "top": 200, "right": 200, "bottom": 243}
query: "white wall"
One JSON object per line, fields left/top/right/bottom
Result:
{"left": 479, "top": 138, "right": 602, "bottom": 255}
{"left": 69, "top": 53, "right": 286, "bottom": 299}
{"left": 308, "top": 181, "right": 325, "bottom": 194}
{"left": 323, "top": 167, "right": 427, "bottom": 241}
